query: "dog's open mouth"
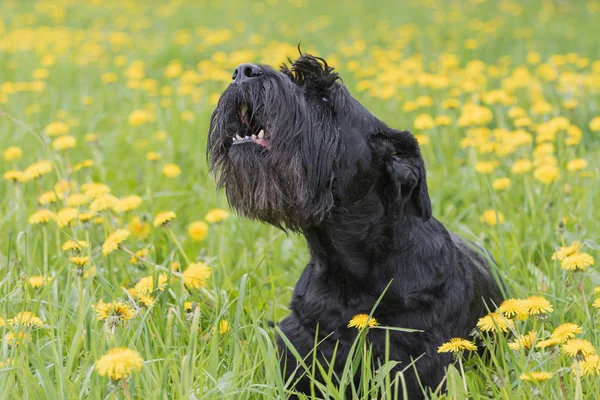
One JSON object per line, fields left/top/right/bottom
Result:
{"left": 232, "top": 104, "right": 270, "bottom": 149}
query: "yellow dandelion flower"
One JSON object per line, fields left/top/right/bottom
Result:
{"left": 560, "top": 252, "right": 595, "bottom": 271}
{"left": 533, "top": 164, "right": 560, "bottom": 184}
{"left": 146, "top": 152, "right": 162, "bottom": 161}
{"left": 509, "top": 330, "right": 537, "bottom": 350}
{"left": 519, "top": 371, "right": 553, "bottom": 382}
{"left": 70, "top": 256, "right": 89, "bottom": 267}
{"left": 562, "top": 339, "right": 596, "bottom": 357}
{"left": 95, "top": 300, "right": 135, "bottom": 322}
{"left": 66, "top": 193, "right": 89, "bottom": 207}
{"left": 79, "top": 212, "right": 94, "bottom": 222}
{"left": 84, "top": 133, "right": 98, "bottom": 142}
{"left": 442, "top": 98, "right": 460, "bottom": 109}
{"left": 437, "top": 338, "right": 478, "bottom": 353}
{"left": 165, "top": 60, "right": 182, "bottom": 78}
{"left": 135, "top": 293, "right": 155, "bottom": 308}
{"left": 113, "top": 195, "right": 143, "bottom": 213}
{"left": 498, "top": 298, "right": 525, "bottom": 318}
{"left": 3, "top": 170, "right": 26, "bottom": 183}
{"left": 593, "top": 298, "right": 600, "bottom": 309}
{"left": 551, "top": 96, "right": 569, "bottom": 113}
{"left": 434, "top": 115, "right": 452, "bottom": 126}
{"left": 520, "top": 296, "right": 553, "bottom": 316}
{"left": 162, "top": 163, "right": 181, "bottom": 178}
{"left": 492, "top": 177, "right": 512, "bottom": 191}
{"left": 182, "top": 263, "right": 211, "bottom": 289}
{"left": 9, "top": 312, "right": 43, "bottom": 328}
{"left": 81, "top": 182, "right": 111, "bottom": 198}
{"left": 414, "top": 114, "right": 435, "bottom": 130}
{"left": 52, "top": 135, "right": 76, "bottom": 151}
{"left": 129, "top": 216, "right": 150, "bottom": 239}
{"left": 536, "top": 337, "right": 562, "bottom": 349}
{"left": 474, "top": 161, "right": 499, "bottom": 175}
{"left": 94, "top": 300, "right": 111, "bottom": 320}
{"left": 128, "top": 110, "right": 150, "bottom": 126}
{"left": 589, "top": 116, "right": 600, "bottom": 132}
{"left": 477, "top": 312, "right": 514, "bottom": 333}
{"left": 153, "top": 211, "right": 176, "bottom": 228}
{"left": 129, "top": 248, "right": 149, "bottom": 265}
{"left": 95, "top": 348, "right": 144, "bottom": 381}
{"left": 82, "top": 266, "right": 96, "bottom": 279}
{"left": 29, "top": 275, "right": 50, "bottom": 288}
{"left": 24, "top": 160, "right": 53, "bottom": 180}
{"left": 102, "top": 229, "right": 130, "bottom": 255}
{"left": 219, "top": 320, "right": 230, "bottom": 335}
{"left": 480, "top": 209, "right": 505, "bottom": 226}
{"left": 5, "top": 332, "right": 31, "bottom": 347}
{"left": 101, "top": 72, "right": 118, "bottom": 83}
{"left": 45, "top": 121, "right": 69, "bottom": 136}
{"left": 184, "top": 301, "right": 194, "bottom": 312}
{"left": 28, "top": 209, "right": 55, "bottom": 224}
{"left": 567, "top": 158, "right": 588, "bottom": 172}
{"left": 90, "top": 194, "right": 119, "bottom": 213}
{"left": 56, "top": 207, "right": 79, "bottom": 227}
{"left": 551, "top": 241, "right": 582, "bottom": 261}
{"left": 348, "top": 314, "right": 379, "bottom": 329}
{"left": 205, "top": 208, "right": 230, "bottom": 223}
{"left": 188, "top": 221, "right": 209, "bottom": 241}
{"left": 576, "top": 355, "right": 600, "bottom": 376}
{"left": 3, "top": 146, "right": 23, "bottom": 161}
{"left": 181, "top": 110, "right": 195, "bottom": 122}
{"left": 414, "top": 134, "right": 430, "bottom": 145}
{"left": 55, "top": 180, "right": 76, "bottom": 197}
{"left": 134, "top": 274, "right": 170, "bottom": 296}
{"left": 37, "top": 191, "right": 58, "bottom": 205}
{"left": 551, "top": 323, "right": 583, "bottom": 343}
{"left": 511, "top": 159, "right": 532, "bottom": 174}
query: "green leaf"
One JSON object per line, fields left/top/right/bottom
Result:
{"left": 446, "top": 364, "right": 468, "bottom": 400}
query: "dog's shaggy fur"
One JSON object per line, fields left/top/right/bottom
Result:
{"left": 208, "top": 53, "right": 503, "bottom": 398}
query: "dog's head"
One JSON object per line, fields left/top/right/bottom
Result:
{"left": 207, "top": 53, "right": 431, "bottom": 231}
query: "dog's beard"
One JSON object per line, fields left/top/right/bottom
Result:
{"left": 217, "top": 145, "right": 307, "bottom": 230}
{"left": 208, "top": 75, "right": 334, "bottom": 231}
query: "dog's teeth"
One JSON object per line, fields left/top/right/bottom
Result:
{"left": 258, "top": 129, "right": 265, "bottom": 139}
{"left": 232, "top": 136, "right": 237, "bottom": 141}
{"left": 236, "top": 134, "right": 242, "bottom": 140}
{"left": 252, "top": 134, "right": 257, "bottom": 139}
{"left": 241, "top": 105, "right": 247, "bottom": 117}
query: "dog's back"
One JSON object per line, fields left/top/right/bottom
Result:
{"left": 449, "top": 232, "right": 504, "bottom": 327}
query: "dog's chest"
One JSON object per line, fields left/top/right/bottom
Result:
{"left": 291, "top": 262, "right": 380, "bottom": 337}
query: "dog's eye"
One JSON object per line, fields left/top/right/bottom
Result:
{"left": 322, "top": 97, "right": 328, "bottom": 102}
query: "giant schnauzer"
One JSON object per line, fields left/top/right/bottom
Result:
{"left": 207, "top": 53, "right": 503, "bottom": 398}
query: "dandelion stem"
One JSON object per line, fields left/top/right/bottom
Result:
{"left": 574, "top": 359, "right": 582, "bottom": 400}
{"left": 167, "top": 227, "right": 191, "bottom": 264}
{"left": 121, "top": 379, "right": 132, "bottom": 400}
{"left": 42, "top": 225, "right": 48, "bottom": 276}
{"left": 578, "top": 276, "right": 591, "bottom": 321}
{"left": 458, "top": 355, "right": 468, "bottom": 392}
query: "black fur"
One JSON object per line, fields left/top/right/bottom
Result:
{"left": 208, "top": 53, "right": 503, "bottom": 398}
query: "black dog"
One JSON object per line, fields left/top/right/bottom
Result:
{"left": 207, "top": 53, "right": 503, "bottom": 398}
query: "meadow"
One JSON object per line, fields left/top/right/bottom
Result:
{"left": 1, "top": 0, "right": 600, "bottom": 398}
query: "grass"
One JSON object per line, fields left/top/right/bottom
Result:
{"left": 1, "top": 0, "right": 600, "bottom": 398}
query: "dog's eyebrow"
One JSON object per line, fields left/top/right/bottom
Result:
{"left": 281, "top": 54, "right": 340, "bottom": 88}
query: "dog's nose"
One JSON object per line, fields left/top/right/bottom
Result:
{"left": 232, "top": 63, "right": 262, "bottom": 83}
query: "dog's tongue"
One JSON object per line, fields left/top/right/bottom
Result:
{"left": 255, "top": 138, "right": 270, "bottom": 149}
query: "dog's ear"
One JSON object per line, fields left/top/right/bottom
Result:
{"left": 369, "top": 130, "right": 432, "bottom": 221}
